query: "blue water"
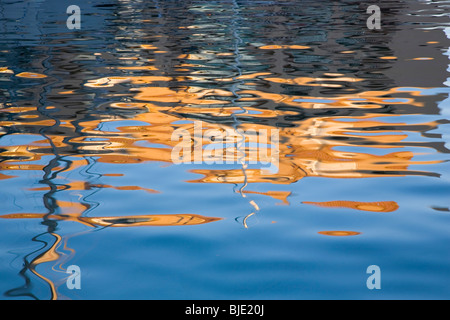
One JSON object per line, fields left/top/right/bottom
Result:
{"left": 0, "top": 0, "right": 449, "bottom": 300}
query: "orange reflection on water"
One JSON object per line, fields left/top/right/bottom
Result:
{"left": 0, "top": 212, "right": 222, "bottom": 227}
{"left": 318, "top": 231, "right": 361, "bottom": 236}
{"left": 15, "top": 72, "right": 47, "bottom": 78}
{"left": 1, "top": 75, "right": 444, "bottom": 186}
{"left": 239, "top": 190, "right": 292, "bottom": 205}
{"left": 1, "top": 54, "right": 446, "bottom": 216}
{"left": 259, "top": 45, "right": 310, "bottom": 50}
{"left": 303, "top": 200, "right": 399, "bottom": 212}
{"left": 28, "top": 232, "right": 61, "bottom": 300}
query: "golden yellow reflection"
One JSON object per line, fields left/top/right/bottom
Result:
{"left": 303, "top": 201, "right": 399, "bottom": 212}
{"left": 15, "top": 72, "right": 47, "bottom": 78}
{"left": 1, "top": 64, "right": 443, "bottom": 186}
{"left": 410, "top": 57, "right": 434, "bottom": 61}
{"left": 0, "top": 213, "right": 222, "bottom": 227}
{"left": 0, "top": 67, "right": 14, "bottom": 74}
{"left": 259, "top": 45, "right": 310, "bottom": 50}
{"left": 318, "top": 231, "right": 361, "bottom": 236}
{"left": 28, "top": 233, "right": 61, "bottom": 300}
{"left": 239, "top": 190, "right": 292, "bottom": 205}
{"left": 27, "top": 181, "right": 160, "bottom": 194}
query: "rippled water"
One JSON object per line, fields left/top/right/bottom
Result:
{"left": 0, "top": 0, "right": 449, "bottom": 300}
